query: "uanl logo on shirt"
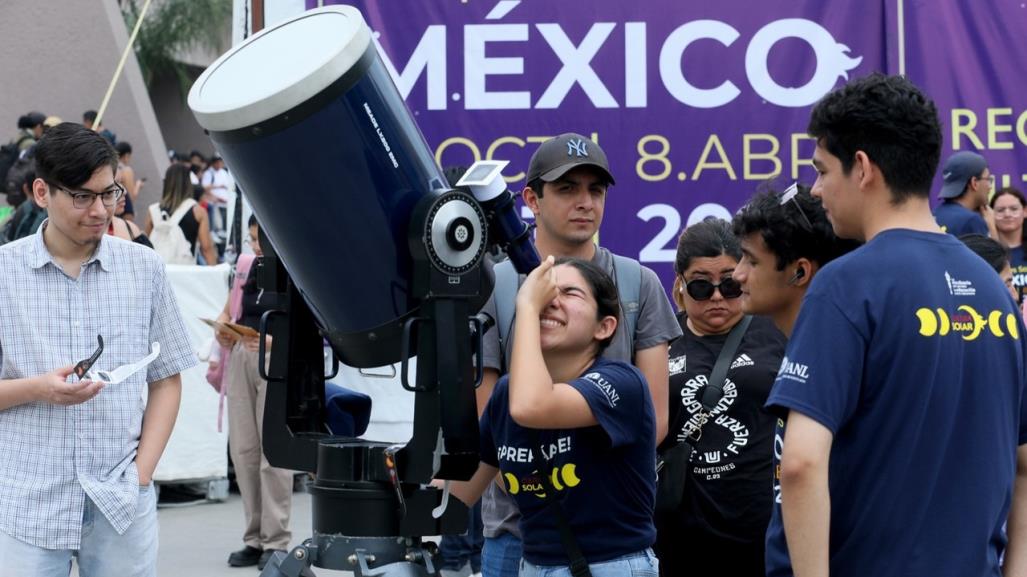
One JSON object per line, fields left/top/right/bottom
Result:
{"left": 776, "top": 356, "right": 810, "bottom": 384}
{"left": 944, "top": 271, "right": 976, "bottom": 297}
{"left": 584, "top": 371, "right": 620, "bottom": 407}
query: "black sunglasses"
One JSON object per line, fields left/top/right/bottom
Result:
{"left": 73, "top": 335, "right": 104, "bottom": 380}
{"left": 685, "top": 277, "right": 742, "bottom": 301}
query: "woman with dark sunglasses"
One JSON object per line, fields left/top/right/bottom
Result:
{"left": 654, "top": 218, "right": 786, "bottom": 577}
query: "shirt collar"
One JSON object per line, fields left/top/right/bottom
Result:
{"left": 29, "top": 220, "right": 113, "bottom": 272}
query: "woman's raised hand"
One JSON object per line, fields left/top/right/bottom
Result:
{"left": 516, "top": 255, "right": 559, "bottom": 314}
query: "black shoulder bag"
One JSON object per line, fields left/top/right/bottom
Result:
{"left": 655, "top": 315, "right": 752, "bottom": 514}
{"left": 531, "top": 431, "right": 593, "bottom": 577}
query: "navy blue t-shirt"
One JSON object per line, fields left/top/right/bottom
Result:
{"left": 765, "top": 229, "right": 1027, "bottom": 577}
{"left": 934, "top": 201, "right": 989, "bottom": 236}
{"left": 480, "top": 358, "right": 656, "bottom": 566}
{"left": 1010, "top": 244, "right": 1027, "bottom": 297}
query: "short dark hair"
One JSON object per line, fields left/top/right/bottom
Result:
{"left": 83, "top": 110, "right": 98, "bottom": 124}
{"left": 248, "top": 213, "right": 258, "bottom": 228}
{"left": 733, "top": 184, "right": 860, "bottom": 270}
{"left": 34, "top": 122, "right": 118, "bottom": 189}
{"left": 553, "top": 257, "right": 620, "bottom": 354}
{"left": 526, "top": 177, "right": 545, "bottom": 198}
{"left": 674, "top": 218, "right": 741, "bottom": 275}
{"left": 808, "top": 73, "right": 941, "bottom": 203}
{"left": 18, "top": 112, "right": 45, "bottom": 130}
{"left": 114, "top": 141, "right": 133, "bottom": 156}
{"left": 959, "top": 234, "right": 1010, "bottom": 274}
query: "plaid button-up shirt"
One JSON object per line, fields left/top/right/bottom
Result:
{"left": 0, "top": 225, "right": 197, "bottom": 549}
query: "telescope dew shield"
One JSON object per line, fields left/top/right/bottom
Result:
{"left": 189, "top": 6, "right": 466, "bottom": 367}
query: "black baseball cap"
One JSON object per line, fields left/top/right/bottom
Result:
{"left": 526, "top": 133, "right": 615, "bottom": 185}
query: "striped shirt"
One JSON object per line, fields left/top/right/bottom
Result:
{"left": 0, "top": 223, "right": 197, "bottom": 549}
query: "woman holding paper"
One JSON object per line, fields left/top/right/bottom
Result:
{"left": 211, "top": 216, "right": 294, "bottom": 570}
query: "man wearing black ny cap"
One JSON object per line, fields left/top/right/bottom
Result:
{"left": 932, "top": 151, "right": 997, "bottom": 238}
{"left": 472, "top": 133, "right": 681, "bottom": 577}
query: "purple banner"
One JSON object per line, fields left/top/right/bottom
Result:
{"left": 309, "top": 0, "right": 1026, "bottom": 290}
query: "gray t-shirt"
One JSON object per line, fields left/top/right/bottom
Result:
{"left": 479, "top": 245, "right": 682, "bottom": 539}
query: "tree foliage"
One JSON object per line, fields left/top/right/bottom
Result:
{"left": 120, "top": 0, "right": 231, "bottom": 96}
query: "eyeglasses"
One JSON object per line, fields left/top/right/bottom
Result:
{"left": 51, "top": 182, "right": 125, "bottom": 209}
{"left": 685, "top": 277, "right": 743, "bottom": 301}
{"left": 73, "top": 335, "right": 104, "bottom": 380}
{"left": 976, "top": 174, "right": 996, "bottom": 186}
{"left": 779, "top": 182, "right": 814, "bottom": 232}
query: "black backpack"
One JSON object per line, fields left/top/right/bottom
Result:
{"left": 0, "top": 135, "right": 33, "bottom": 193}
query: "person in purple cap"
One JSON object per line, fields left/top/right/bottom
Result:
{"left": 932, "top": 150, "right": 996, "bottom": 238}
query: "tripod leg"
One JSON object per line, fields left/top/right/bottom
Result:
{"left": 258, "top": 544, "right": 317, "bottom": 577}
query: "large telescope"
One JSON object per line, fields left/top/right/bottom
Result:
{"left": 189, "top": 6, "right": 538, "bottom": 577}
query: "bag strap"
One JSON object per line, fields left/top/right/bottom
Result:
{"left": 493, "top": 259, "right": 518, "bottom": 369}
{"left": 530, "top": 431, "right": 592, "bottom": 577}
{"left": 699, "top": 315, "right": 753, "bottom": 410}
{"left": 167, "top": 198, "right": 197, "bottom": 226}
{"left": 611, "top": 254, "right": 641, "bottom": 353}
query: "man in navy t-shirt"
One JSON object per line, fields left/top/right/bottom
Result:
{"left": 766, "top": 74, "right": 1027, "bottom": 577}
{"left": 933, "top": 151, "right": 995, "bottom": 238}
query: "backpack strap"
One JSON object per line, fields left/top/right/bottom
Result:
{"left": 530, "top": 430, "right": 593, "bottom": 577}
{"left": 148, "top": 202, "right": 161, "bottom": 224}
{"left": 611, "top": 255, "right": 642, "bottom": 353}
{"left": 166, "top": 198, "right": 197, "bottom": 225}
{"left": 493, "top": 259, "right": 519, "bottom": 370}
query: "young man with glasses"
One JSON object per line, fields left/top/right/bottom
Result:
{"left": 932, "top": 150, "right": 997, "bottom": 238}
{"left": 765, "top": 74, "right": 1027, "bottom": 577}
{"left": 0, "top": 123, "right": 196, "bottom": 576}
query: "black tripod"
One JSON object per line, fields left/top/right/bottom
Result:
{"left": 255, "top": 189, "right": 493, "bottom": 577}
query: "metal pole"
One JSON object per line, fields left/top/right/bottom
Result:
{"left": 897, "top": 0, "right": 906, "bottom": 76}
{"left": 95, "top": 0, "right": 155, "bottom": 128}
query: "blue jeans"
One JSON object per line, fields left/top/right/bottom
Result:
{"left": 482, "top": 532, "right": 522, "bottom": 577}
{"left": 440, "top": 501, "right": 483, "bottom": 572}
{"left": 518, "top": 548, "right": 658, "bottom": 577}
{"left": 0, "top": 484, "right": 158, "bottom": 577}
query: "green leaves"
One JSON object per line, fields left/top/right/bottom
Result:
{"left": 120, "top": 0, "right": 231, "bottom": 96}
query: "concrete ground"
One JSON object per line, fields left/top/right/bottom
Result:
{"left": 68, "top": 490, "right": 476, "bottom": 577}
{"left": 70, "top": 492, "right": 354, "bottom": 577}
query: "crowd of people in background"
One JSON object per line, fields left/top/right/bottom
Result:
{"left": 3, "top": 72, "right": 1027, "bottom": 577}
{"left": 1, "top": 110, "right": 236, "bottom": 267}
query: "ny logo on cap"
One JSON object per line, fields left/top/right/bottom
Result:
{"left": 566, "top": 138, "right": 589, "bottom": 158}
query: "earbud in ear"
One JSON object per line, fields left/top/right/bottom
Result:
{"left": 795, "top": 268, "right": 805, "bottom": 279}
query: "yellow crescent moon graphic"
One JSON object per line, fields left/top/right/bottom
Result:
{"left": 1008, "top": 313, "right": 1021, "bottom": 339}
{"left": 916, "top": 308, "right": 937, "bottom": 337}
{"left": 550, "top": 468, "right": 564, "bottom": 491}
{"left": 988, "top": 310, "right": 1005, "bottom": 338}
{"left": 936, "top": 308, "right": 950, "bottom": 336}
{"left": 504, "top": 473, "right": 520, "bottom": 495}
{"left": 561, "top": 463, "right": 581, "bottom": 488}
{"left": 958, "top": 305, "right": 984, "bottom": 341}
